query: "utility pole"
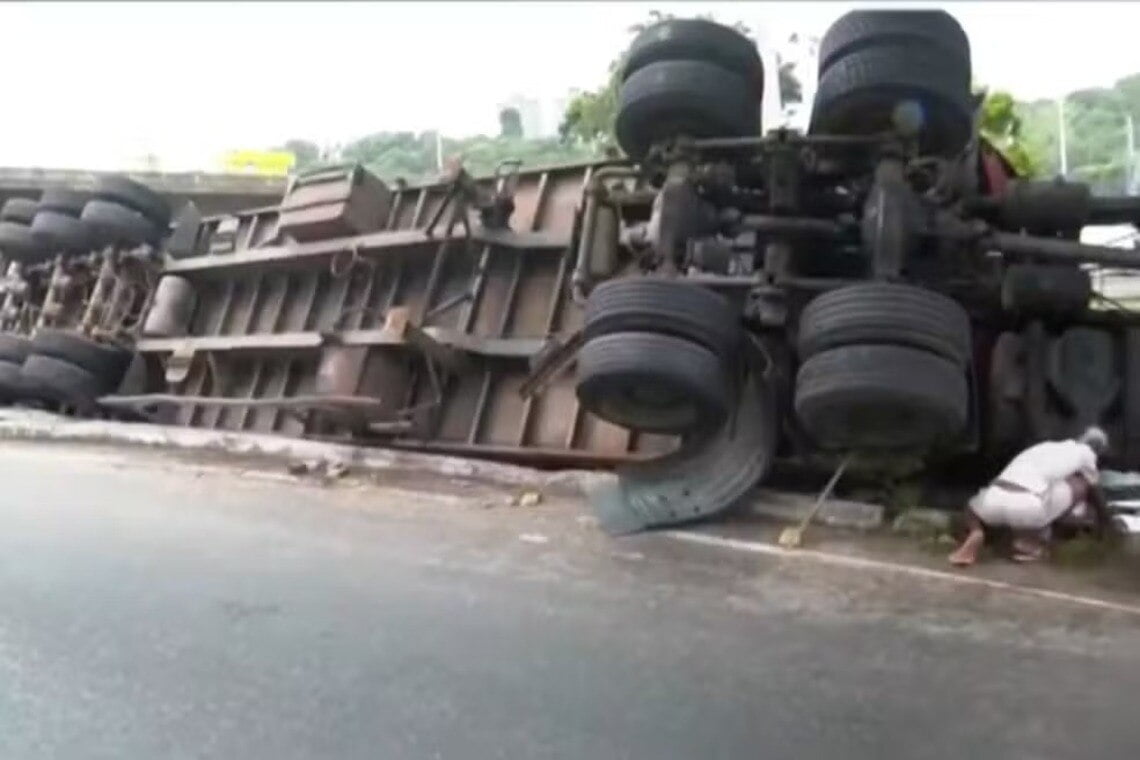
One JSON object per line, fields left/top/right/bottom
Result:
{"left": 1057, "top": 96, "right": 1068, "bottom": 177}
{"left": 1126, "top": 112, "right": 1135, "bottom": 191}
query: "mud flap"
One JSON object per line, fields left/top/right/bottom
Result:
{"left": 589, "top": 358, "right": 778, "bottom": 535}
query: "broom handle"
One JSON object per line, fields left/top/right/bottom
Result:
{"left": 797, "top": 454, "right": 852, "bottom": 532}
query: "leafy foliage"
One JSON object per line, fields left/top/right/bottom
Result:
{"left": 278, "top": 139, "right": 321, "bottom": 171}
{"left": 778, "top": 57, "right": 803, "bottom": 104}
{"left": 977, "top": 90, "right": 1043, "bottom": 177}
{"left": 558, "top": 60, "right": 621, "bottom": 150}
{"left": 1015, "top": 76, "right": 1140, "bottom": 193}
{"left": 277, "top": 130, "right": 597, "bottom": 186}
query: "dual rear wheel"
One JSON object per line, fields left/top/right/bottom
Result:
{"left": 1, "top": 330, "right": 134, "bottom": 412}
{"left": 810, "top": 9, "right": 975, "bottom": 156}
{"left": 794, "top": 282, "right": 972, "bottom": 451}
{"left": 574, "top": 277, "right": 778, "bottom": 532}
{"left": 575, "top": 278, "right": 741, "bottom": 435}
{"left": 612, "top": 11, "right": 977, "bottom": 158}
{"left": 614, "top": 19, "right": 762, "bottom": 159}
{"left": 1, "top": 176, "right": 171, "bottom": 261}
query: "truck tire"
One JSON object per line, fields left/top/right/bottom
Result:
{"left": 591, "top": 360, "right": 778, "bottom": 534}
{"left": 0, "top": 334, "right": 31, "bottom": 364}
{"left": 616, "top": 59, "right": 760, "bottom": 160}
{"left": 166, "top": 202, "right": 203, "bottom": 259}
{"left": 621, "top": 18, "right": 764, "bottom": 94}
{"left": 93, "top": 174, "right": 172, "bottom": 228}
{"left": 795, "top": 344, "right": 968, "bottom": 449}
{"left": 986, "top": 332, "right": 1028, "bottom": 456}
{"left": 818, "top": 10, "right": 971, "bottom": 84}
{"left": 0, "top": 198, "right": 38, "bottom": 224}
{"left": 797, "top": 282, "right": 972, "bottom": 366}
{"left": 30, "top": 210, "right": 92, "bottom": 252}
{"left": 0, "top": 221, "right": 47, "bottom": 261}
{"left": 809, "top": 46, "right": 973, "bottom": 156}
{"left": 576, "top": 331, "right": 730, "bottom": 434}
{"left": 82, "top": 199, "right": 165, "bottom": 248}
{"left": 31, "top": 329, "right": 132, "bottom": 388}
{"left": 20, "top": 354, "right": 102, "bottom": 409}
{"left": 37, "top": 188, "right": 91, "bottom": 217}
{"left": 584, "top": 277, "right": 741, "bottom": 358}
{"left": 0, "top": 359, "right": 27, "bottom": 400}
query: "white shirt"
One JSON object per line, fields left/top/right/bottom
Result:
{"left": 997, "top": 440, "right": 1100, "bottom": 495}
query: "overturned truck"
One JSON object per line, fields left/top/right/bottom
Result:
{"left": 2, "top": 10, "right": 1140, "bottom": 531}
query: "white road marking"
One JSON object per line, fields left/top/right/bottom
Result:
{"left": 664, "top": 530, "right": 1140, "bottom": 618}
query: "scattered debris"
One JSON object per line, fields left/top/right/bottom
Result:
{"left": 323, "top": 459, "right": 350, "bottom": 480}
{"left": 288, "top": 457, "right": 351, "bottom": 482}
{"left": 287, "top": 458, "right": 322, "bottom": 476}
{"left": 510, "top": 490, "right": 543, "bottom": 508}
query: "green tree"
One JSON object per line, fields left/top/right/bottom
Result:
{"left": 557, "top": 57, "right": 621, "bottom": 150}
{"left": 279, "top": 139, "right": 321, "bottom": 171}
{"left": 340, "top": 131, "right": 437, "bottom": 180}
{"left": 276, "top": 130, "right": 598, "bottom": 186}
{"left": 777, "top": 56, "right": 802, "bottom": 105}
{"left": 1012, "top": 74, "right": 1140, "bottom": 192}
{"left": 977, "top": 89, "right": 1045, "bottom": 178}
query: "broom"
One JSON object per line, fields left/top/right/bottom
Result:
{"left": 777, "top": 453, "right": 852, "bottom": 549}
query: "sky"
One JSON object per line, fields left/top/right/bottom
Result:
{"left": 2, "top": 1, "right": 1139, "bottom": 171}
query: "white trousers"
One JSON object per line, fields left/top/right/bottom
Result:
{"left": 969, "top": 481, "right": 1074, "bottom": 530}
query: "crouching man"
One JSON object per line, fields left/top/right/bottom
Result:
{"left": 949, "top": 427, "right": 1111, "bottom": 567}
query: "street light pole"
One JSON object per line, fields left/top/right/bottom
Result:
{"left": 1057, "top": 95, "right": 1068, "bottom": 177}
{"left": 1125, "top": 112, "right": 1135, "bottom": 191}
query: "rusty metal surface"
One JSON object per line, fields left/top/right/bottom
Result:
{"left": 132, "top": 162, "right": 677, "bottom": 467}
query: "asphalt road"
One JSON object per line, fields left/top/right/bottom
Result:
{"left": 2, "top": 443, "right": 1140, "bottom": 759}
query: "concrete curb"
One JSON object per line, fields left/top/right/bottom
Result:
{"left": 748, "top": 488, "right": 885, "bottom": 530}
{"left": 0, "top": 409, "right": 617, "bottom": 497}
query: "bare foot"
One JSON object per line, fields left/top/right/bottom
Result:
{"left": 1012, "top": 546, "right": 1046, "bottom": 563}
{"left": 948, "top": 528, "right": 985, "bottom": 567}
{"left": 1012, "top": 535, "right": 1047, "bottom": 563}
{"left": 948, "top": 548, "right": 978, "bottom": 566}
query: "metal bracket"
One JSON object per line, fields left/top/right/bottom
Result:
{"left": 164, "top": 342, "right": 197, "bottom": 385}
{"left": 369, "top": 306, "right": 467, "bottom": 374}
{"left": 425, "top": 161, "right": 518, "bottom": 240}
{"left": 519, "top": 329, "right": 585, "bottom": 399}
